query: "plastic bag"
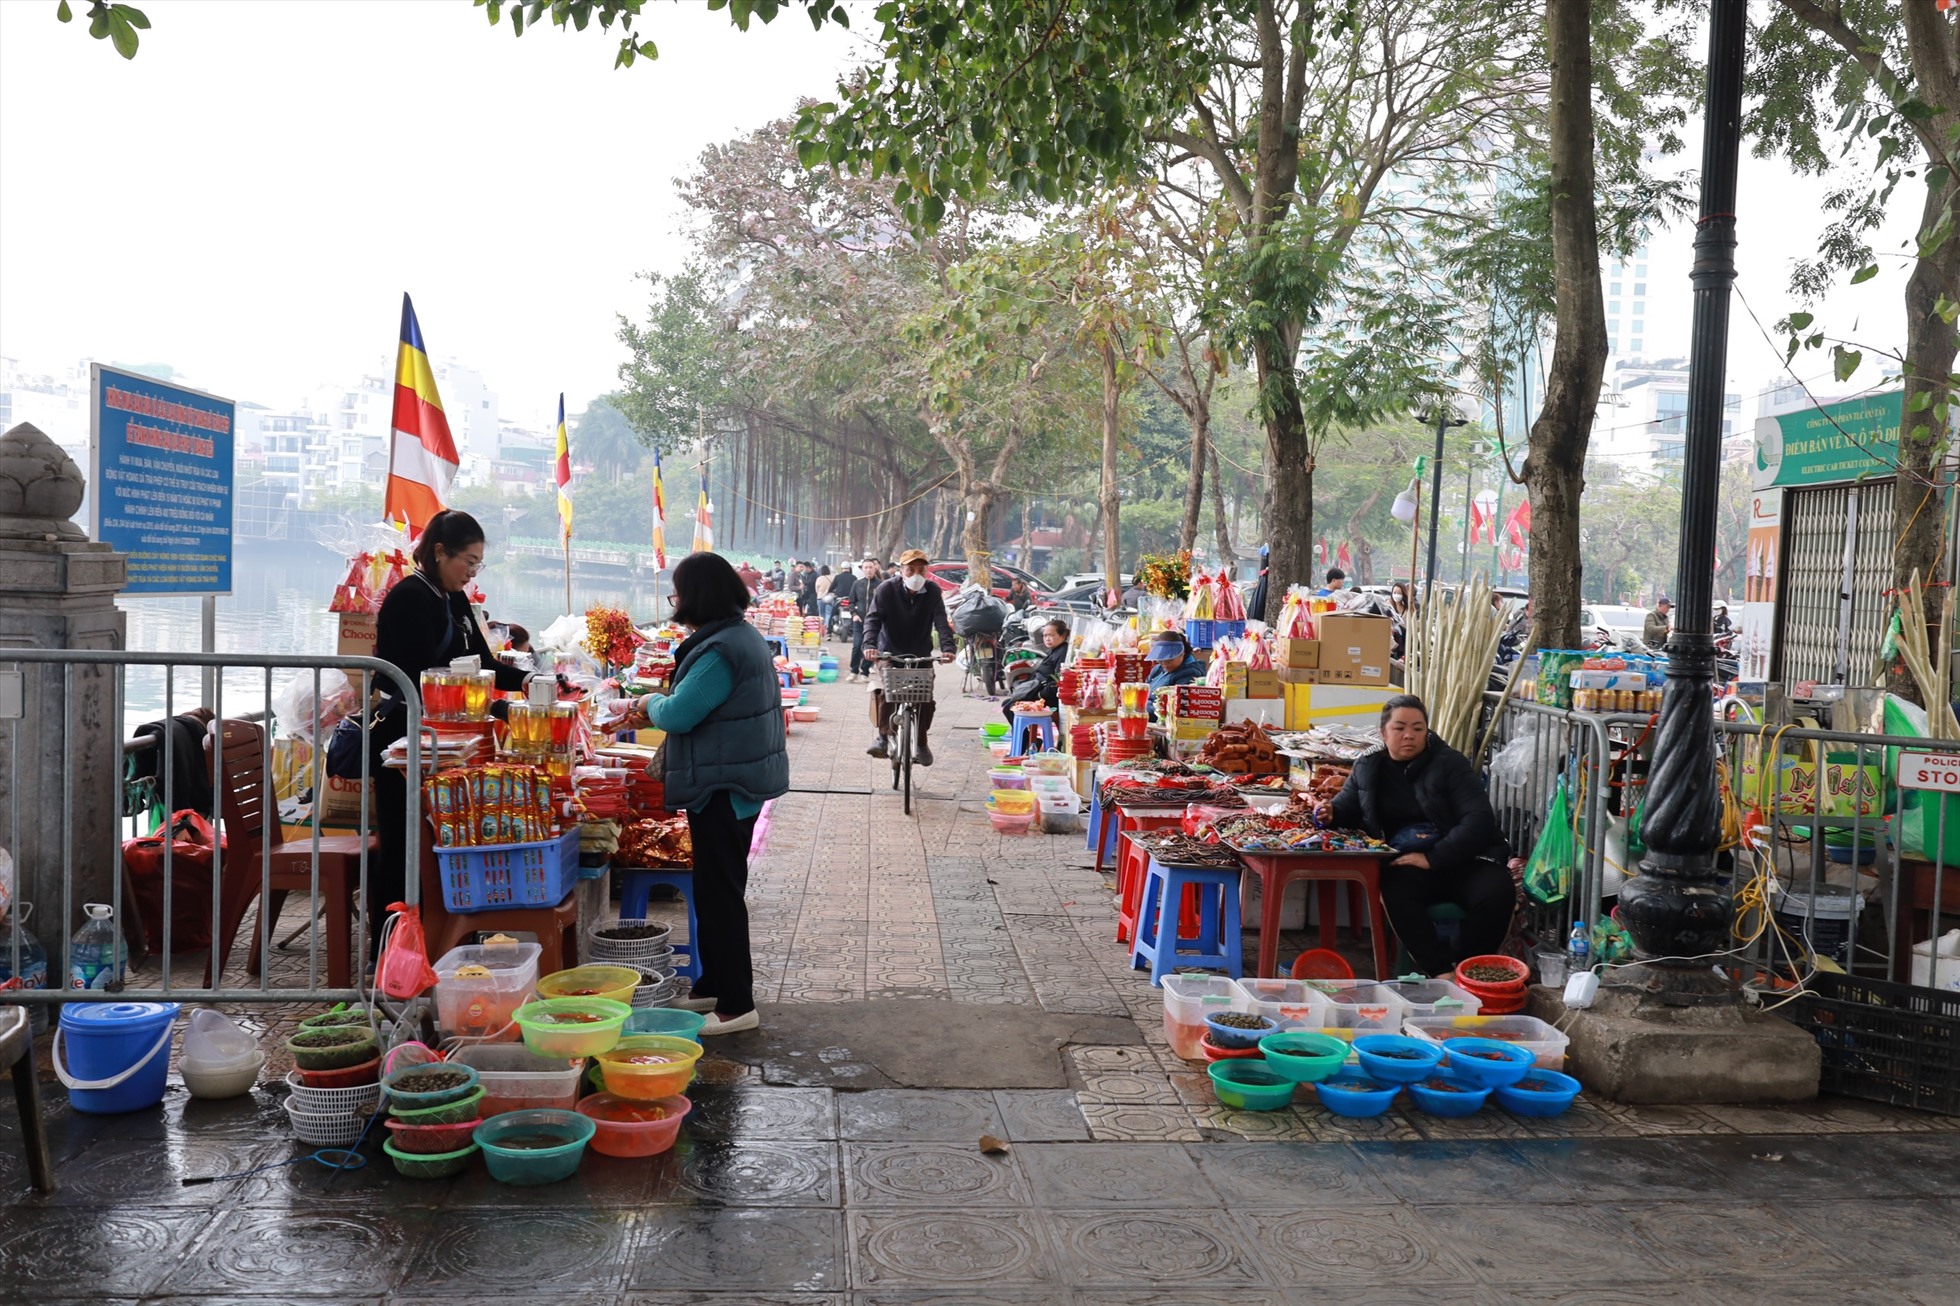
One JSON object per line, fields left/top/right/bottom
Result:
{"left": 273, "top": 669, "right": 357, "bottom": 746}
{"left": 377, "top": 901, "right": 440, "bottom": 1000}
{"left": 1488, "top": 716, "right": 1558, "bottom": 793}
{"left": 1523, "top": 778, "right": 1577, "bottom": 904}
{"left": 183, "top": 1008, "right": 258, "bottom": 1064}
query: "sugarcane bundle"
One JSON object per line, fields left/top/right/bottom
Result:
{"left": 1897, "top": 570, "right": 1959, "bottom": 740}
{"left": 1406, "top": 576, "right": 1507, "bottom": 750}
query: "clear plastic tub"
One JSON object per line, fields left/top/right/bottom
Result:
{"left": 434, "top": 941, "right": 542, "bottom": 1042}
{"left": 453, "top": 1043, "right": 583, "bottom": 1116}
{"left": 1379, "top": 978, "right": 1483, "bottom": 1018}
{"left": 1229, "top": 977, "right": 1334, "bottom": 1033}
{"left": 1402, "top": 1013, "right": 1569, "bottom": 1069}
{"left": 1162, "top": 974, "right": 1240, "bottom": 1060}
{"left": 1300, "top": 980, "right": 1411, "bottom": 1031}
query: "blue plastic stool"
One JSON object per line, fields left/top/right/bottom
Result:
{"left": 764, "top": 636, "right": 789, "bottom": 660}
{"left": 1011, "top": 714, "right": 1057, "bottom": 756}
{"left": 617, "top": 868, "right": 702, "bottom": 982}
{"left": 1130, "top": 857, "right": 1243, "bottom": 986}
{"left": 1084, "top": 780, "right": 1118, "bottom": 858}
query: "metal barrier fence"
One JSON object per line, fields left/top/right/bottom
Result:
{"left": 1, "top": 648, "right": 423, "bottom": 1007}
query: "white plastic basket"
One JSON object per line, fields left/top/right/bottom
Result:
{"left": 283, "top": 1070, "right": 383, "bottom": 1115}
{"left": 283, "top": 1093, "right": 373, "bottom": 1147}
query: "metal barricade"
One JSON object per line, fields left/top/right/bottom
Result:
{"left": 0, "top": 649, "right": 423, "bottom": 1006}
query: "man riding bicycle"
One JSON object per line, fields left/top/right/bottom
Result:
{"left": 863, "top": 548, "right": 956, "bottom": 765}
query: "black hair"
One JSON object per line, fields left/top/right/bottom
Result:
{"left": 1379, "top": 693, "right": 1428, "bottom": 729}
{"left": 819, "top": 564, "right": 831, "bottom": 576}
{"left": 1044, "top": 618, "right": 1071, "bottom": 639}
{"left": 413, "top": 510, "right": 486, "bottom": 576}
{"left": 670, "top": 551, "right": 752, "bottom": 627}
{"left": 1326, "top": 568, "right": 1346, "bottom": 583}
{"left": 507, "top": 623, "right": 530, "bottom": 649}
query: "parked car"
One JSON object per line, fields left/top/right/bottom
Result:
{"left": 1582, "top": 604, "right": 1651, "bottom": 649}
{"left": 1034, "top": 581, "right": 1120, "bottom": 614}
{"left": 1062, "top": 571, "right": 1134, "bottom": 591}
{"left": 925, "top": 560, "right": 1051, "bottom": 602}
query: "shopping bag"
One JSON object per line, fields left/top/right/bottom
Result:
{"left": 123, "top": 810, "right": 224, "bottom": 948}
{"left": 377, "top": 901, "right": 440, "bottom": 1001}
{"left": 1523, "top": 778, "right": 1577, "bottom": 905}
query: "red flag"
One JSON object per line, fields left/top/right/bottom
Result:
{"left": 1504, "top": 499, "right": 1532, "bottom": 553}
{"left": 1337, "top": 542, "right": 1351, "bottom": 570}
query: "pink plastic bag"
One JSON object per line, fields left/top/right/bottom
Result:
{"left": 377, "top": 901, "right": 440, "bottom": 1000}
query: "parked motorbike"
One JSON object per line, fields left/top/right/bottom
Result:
{"left": 829, "top": 596, "right": 855, "bottom": 643}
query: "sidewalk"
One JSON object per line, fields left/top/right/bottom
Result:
{"left": 1, "top": 659, "right": 1954, "bottom": 1302}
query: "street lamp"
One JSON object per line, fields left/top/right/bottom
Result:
{"left": 1425, "top": 409, "right": 1467, "bottom": 596}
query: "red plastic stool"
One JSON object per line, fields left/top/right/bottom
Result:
{"left": 1114, "top": 811, "right": 1201, "bottom": 944}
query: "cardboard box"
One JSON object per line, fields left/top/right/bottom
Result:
{"left": 1314, "top": 615, "right": 1391, "bottom": 687}
{"left": 1280, "top": 637, "right": 1320, "bottom": 670}
{"left": 1224, "top": 699, "right": 1284, "bottom": 728}
{"left": 337, "top": 611, "right": 378, "bottom": 659}
{"left": 1245, "top": 668, "right": 1281, "bottom": 699}
{"left": 1283, "top": 683, "right": 1314, "bottom": 730}
{"left": 1277, "top": 667, "right": 1318, "bottom": 686}
{"left": 1169, "top": 686, "right": 1224, "bottom": 713}
{"left": 317, "top": 774, "right": 375, "bottom": 825}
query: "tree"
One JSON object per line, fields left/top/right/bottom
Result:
{"left": 570, "top": 394, "right": 646, "bottom": 482}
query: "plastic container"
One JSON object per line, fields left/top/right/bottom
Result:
{"left": 298, "top": 1007, "right": 372, "bottom": 1031}
{"left": 512, "top": 997, "right": 631, "bottom": 1058}
{"left": 1407, "top": 1066, "right": 1493, "bottom": 1118}
{"left": 52, "top": 1001, "right": 179, "bottom": 1114}
{"left": 1200, "top": 1034, "right": 1266, "bottom": 1062}
{"left": 283, "top": 1069, "right": 383, "bottom": 1121}
{"left": 286, "top": 1026, "right": 379, "bottom": 1072}
{"left": 1438, "top": 1037, "right": 1536, "bottom": 1089}
{"left": 67, "top": 902, "right": 128, "bottom": 991}
{"left": 387, "top": 1087, "right": 485, "bottom": 1127}
{"left": 988, "top": 789, "right": 1036, "bottom": 813}
{"left": 475, "top": 1108, "right": 595, "bottom": 1185}
{"left": 623, "top": 1008, "right": 708, "bottom": 1042}
{"left": 1256, "top": 1032, "right": 1349, "bottom": 1083}
{"left": 1781, "top": 971, "right": 1960, "bottom": 1114}
{"left": 1353, "top": 1034, "right": 1445, "bottom": 1085}
{"left": 989, "top": 768, "right": 1032, "bottom": 792}
{"left": 1772, "top": 884, "right": 1863, "bottom": 966}
{"left": 980, "top": 722, "right": 1010, "bottom": 741}
{"left": 0, "top": 911, "right": 51, "bottom": 1036}
{"left": 434, "top": 940, "right": 542, "bottom": 1041}
{"left": 586, "top": 920, "right": 674, "bottom": 967}
{"left": 286, "top": 1094, "right": 372, "bottom": 1147}
{"left": 1403, "top": 1014, "right": 1569, "bottom": 1070}
{"left": 1492, "top": 1069, "right": 1582, "bottom": 1118}
{"left": 1163, "top": 974, "right": 1239, "bottom": 1060}
{"left": 382, "top": 1062, "right": 481, "bottom": 1112}
{"left": 1207, "top": 1060, "right": 1298, "bottom": 1111}
{"left": 1024, "top": 752, "right": 1072, "bottom": 775}
{"left": 537, "top": 965, "right": 642, "bottom": 1006}
{"left": 577, "top": 1092, "right": 691, "bottom": 1158}
{"left": 453, "top": 1043, "right": 583, "bottom": 1116}
{"left": 382, "top": 1138, "right": 479, "bottom": 1179}
{"left": 384, "top": 1115, "right": 482, "bottom": 1154}
{"left": 592, "top": 1034, "right": 703, "bottom": 1100}
{"left": 1378, "top": 978, "right": 1482, "bottom": 1018}
{"left": 1300, "top": 981, "right": 1410, "bottom": 1032}
{"left": 433, "top": 828, "right": 581, "bottom": 912}
{"left": 1453, "top": 955, "right": 1531, "bottom": 1004}
{"left": 1204, "top": 1011, "right": 1278, "bottom": 1051}
{"left": 1230, "top": 977, "right": 1335, "bottom": 1033}
{"left": 1312, "top": 1076, "right": 1401, "bottom": 1118}
{"left": 181, "top": 1051, "right": 264, "bottom": 1100}
{"left": 297, "top": 1056, "right": 381, "bottom": 1089}
{"left": 1910, "top": 929, "right": 1960, "bottom": 993}
{"left": 988, "top": 809, "right": 1035, "bottom": 835}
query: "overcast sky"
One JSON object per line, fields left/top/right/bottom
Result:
{"left": 0, "top": 1, "right": 1918, "bottom": 432}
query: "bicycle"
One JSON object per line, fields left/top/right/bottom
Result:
{"left": 879, "top": 653, "right": 938, "bottom": 815}
{"left": 962, "top": 632, "right": 1001, "bottom": 697}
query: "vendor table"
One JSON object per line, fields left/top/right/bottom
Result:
{"left": 1231, "top": 847, "right": 1394, "bottom": 980}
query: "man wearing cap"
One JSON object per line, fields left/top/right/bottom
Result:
{"left": 1144, "top": 630, "right": 1206, "bottom": 720}
{"left": 863, "top": 548, "right": 956, "bottom": 763}
{"left": 1644, "top": 597, "right": 1673, "bottom": 652}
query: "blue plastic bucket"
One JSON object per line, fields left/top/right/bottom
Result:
{"left": 53, "top": 1001, "right": 179, "bottom": 1113}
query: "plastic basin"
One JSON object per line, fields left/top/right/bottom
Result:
{"left": 513, "top": 997, "right": 631, "bottom": 1058}
{"left": 537, "top": 965, "right": 642, "bottom": 1006}
{"left": 181, "top": 1052, "right": 264, "bottom": 1100}
{"left": 1493, "top": 1069, "right": 1582, "bottom": 1117}
{"left": 1204, "top": 1012, "right": 1278, "bottom": 1050}
{"left": 384, "top": 1115, "right": 482, "bottom": 1154}
{"left": 1454, "top": 955, "right": 1530, "bottom": 1003}
{"left": 577, "top": 1092, "right": 691, "bottom": 1158}
{"left": 1313, "top": 1076, "right": 1401, "bottom": 1118}
{"left": 475, "top": 1108, "right": 596, "bottom": 1185}
{"left": 1439, "top": 1037, "right": 1536, "bottom": 1090}
{"left": 382, "top": 1063, "right": 481, "bottom": 1112}
{"left": 1406, "top": 1067, "right": 1493, "bottom": 1118}
{"left": 981, "top": 722, "right": 1010, "bottom": 740}
{"left": 1257, "top": 1032, "right": 1349, "bottom": 1083}
{"left": 593, "top": 1035, "right": 703, "bottom": 1100}
{"left": 1206, "top": 1060, "right": 1295, "bottom": 1110}
{"left": 1200, "top": 1035, "right": 1265, "bottom": 1062}
{"left": 382, "top": 1138, "right": 478, "bottom": 1179}
{"left": 297, "top": 1056, "right": 380, "bottom": 1090}
{"left": 1353, "top": 1034, "right": 1445, "bottom": 1085}
{"left": 988, "top": 811, "right": 1034, "bottom": 835}
{"left": 623, "top": 1008, "right": 708, "bottom": 1042}
{"left": 389, "top": 1087, "right": 485, "bottom": 1127}
{"left": 298, "top": 1008, "right": 371, "bottom": 1031}
{"left": 286, "top": 1027, "right": 379, "bottom": 1072}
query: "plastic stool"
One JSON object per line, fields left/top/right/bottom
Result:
{"left": 1393, "top": 901, "right": 1468, "bottom": 975}
{"left": 1088, "top": 786, "right": 1121, "bottom": 873}
{"left": 1113, "top": 812, "right": 1190, "bottom": 943}
{"left": 618, "top": 868, "right": 702, "bottom": 981}
{"left": 1011, "top": 713, "right": 1057, "bottom": 756}
{"left": 1131, "top": 857, "right": 1243, "bottom": 986}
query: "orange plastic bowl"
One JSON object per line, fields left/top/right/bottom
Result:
{"left": 576, "top": 1092, "right": 690, "bottom": 1157}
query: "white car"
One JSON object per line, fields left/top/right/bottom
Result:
{"left": 1583, "top": 604, "right": 1654, "bottom": 648}
{"left": 1062, "top": 572, "right": 1134, "bottom": 590}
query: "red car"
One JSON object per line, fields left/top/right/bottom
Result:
{"left": 925, "top": 560, "right": 1050, "bottom": 601}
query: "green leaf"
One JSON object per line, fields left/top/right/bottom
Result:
{"left": 795, "top": 138, "right": 824, "bottom": 168}
{"left": 107, "top": 11, "right": 138, "bottom": 57}
{"left": 1908, "top": 389, "right": 1934, "bottom": 412}
{"left": 56, "top": 0, "right": 71, "bottom": 22}
{"left": 115, "top": 5, "right": 149, "bottom": 30}
{"left": 1849, "top": 263, "right": 1879, "bottom": 285}
{"left": 1831, "top": 345, "right": 1863, "bottom": 383}
{"left": 1788, "top": 311, "right": 1814, "bottom": 331}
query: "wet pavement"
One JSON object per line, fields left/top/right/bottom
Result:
{"left": 3, "top": 657, "right": 1957, "bottom": 1302}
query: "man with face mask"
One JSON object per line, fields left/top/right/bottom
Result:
{"left": 862, "top": 548, "right": 956, "bottom": 763}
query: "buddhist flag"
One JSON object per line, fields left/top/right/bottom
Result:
{"left": 691, "top": 465, "right": 713, "bottom": 553}
{"left": 553, "top": 394, "right": 572, "bottom": 543}
{"left": 650, "top": 445, "right": 668, "bottom": 571}
{"left": 384, "top": 293, "right": 459, "bottom": 533}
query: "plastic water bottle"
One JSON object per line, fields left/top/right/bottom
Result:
{"left": 0, "top": 910, "right": 50, "bottom": 1034}
{"left": 68, "top": 903, "right": 127, "bottom": 992}
{"left": 1567, "top": 920, "right": 1592, "bottom": 975}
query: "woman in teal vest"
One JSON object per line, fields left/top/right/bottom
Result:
{"left": 623, "top": 552, "right": 789, "bottom": 1035}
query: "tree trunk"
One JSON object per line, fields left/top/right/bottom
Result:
{"left": 1179, "top": 411, "right": 1208, "bottom": 555}
{"left": 963, "top": 483, "right": 996, "bottom": 589}
{"left": 878, "top": 467, "right": 906, "bottom": 562}
{"left": 1254, "top": 337, "right": 1313, "bottom": 624}
{"left": 1523, "top": 0, "right": 1608, "bottom": 650}
{"left": 1207, "top": 440, "right": 1234, "bottom": 572}
{"left": 1100, "top": 340, "right": 1124, "bottom": 593}
{"left": 1083, "top": 501, "right": 1103, "bottom": 584}
{"left": 1020, "top": 496, "right": 1034, "bottom": 573}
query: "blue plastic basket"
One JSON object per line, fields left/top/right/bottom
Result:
{"left": 435, "top": 828, "right": 581, "bottom": 912}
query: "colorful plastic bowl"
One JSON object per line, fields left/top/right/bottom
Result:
{"left": 286, "top": 1027, "right": 379, "bottom": 1072}
{"left": 1440, "top": 1037, "right": 1536, "bottom": 1090}
{"left": 1406, "top": 1066, "right": 1493, "bottom": 1118}
{"left": 1257, "top": 1032, "right": 1350, "bottom": 1083}
{"left": 382, "top": 1062, "right": 481, "bottom": 1112}
{"left": 1203, "top": 1012, "right": 1278, "bottom": 1051}
{"left": 388, "top": 1087, "right": 484, "bottom": 1127}
{"left": 622, "top": 1008, "right": 709, "bottom": 1042}
{"left": 536, "top": 965, "right": 643, "bottom": 1006}
{"left": 1200, "top": 1033, "right": 1266, "bottom": 1062}
{"left": 592, "top": 1034, "right": 704, "bottom": 1100}
{"left": 1207, "top": 1060, "right": 1297, "bottom": 1111}
{"left": 1492, "top": 1069, "right": 1582, "bottom": 1117}
{"left": 1353, "top": 1034, "right": 1445, "bottom": 1085}
{"left": 576, "top": 1092, "right": 691, "bottom": 1158}
{"left": 382, "top": 1138, "right": 478, "bottom": 1179}
{"left": 296, "top": 1055, "right": 380, "bottom": 1090}
{"left": 1313, "top": 1076, "right": 1401, "bottom": 1118}
{"left": 474, "top": 1108, "right": 596, "bottom": 1185}
{"left": 512, "top": 997, "right": 631, "bottom": 1058}
{"left": 981, "top": 722, "right": 1010, "bottom": 740}
{"left": 382, "top": 1115, "right": 481, "bottom": 1154}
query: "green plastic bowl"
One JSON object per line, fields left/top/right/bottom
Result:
{"left": 382, "top": 1138, "right": 478, "bottom": 1179}
{"left": 1207, "top": 1059, "right": 1297, "bottom": 1111}
{"left": 286, "top": 1027, "right": 379, "bottom": 1071}
{"left": 1257, "top": 1031, "right": 1350, "bottom": 1083}
{"left": 475, "top": 1108, "right": 596, "bottom": 1185}
{"left": 389, "top": 1086, "right": 484, "bottom": 1126}
{"left": 981, "top": 722, "right": 1010, "bottom": 740}
{"left": 382, "top": 1062, "right": 481, "bottom": 1112}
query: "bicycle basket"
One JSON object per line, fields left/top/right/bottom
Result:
{"left": 884, "top": 667, "right": 937, "bottom": 705}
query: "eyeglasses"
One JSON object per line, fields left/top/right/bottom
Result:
{"left": 459, "top": 559, "right": 484, "bottom": 576}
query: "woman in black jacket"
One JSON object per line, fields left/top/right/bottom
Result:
{"left": 1000, "top": 618, "right": 1069, "bottom": 722}
{"left": 1318, "top": 694, "right": 1515, "bottom": 974}
{"left": 369, "top": 511, "right": 529, "bottom": 953}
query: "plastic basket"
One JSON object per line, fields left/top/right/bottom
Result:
{"left": 284, "top": 1069, "right": 384, "bottom": 1116}
{"left": 283, "top": 1091, "right": 374, "bottom": 1147}
{"left": 883, "top": 667, "right": 936, "bottom": 705}
{"left": 434, "top": 828, "right": 581, "bottom": 912}
{"left": 1779, "top": 972, "right": 1960, "bottom": 1116}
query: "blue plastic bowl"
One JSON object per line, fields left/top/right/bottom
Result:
{"left": 1352, "top": 1034, "right": 1444, "bottom": 1085}
{"left": 1312, "top": 1076, "right": 1401, "bottom": 1118}
{"left": 1204, "top": 1012, "right": 1278, "bottom": 1050}
{"left": 623, "top": 1008, "right": 708, "bottom": 1043}
{"left": 474, "top": 1108, "right": 596, "bottom": 1185}
{"left": 1492, "top": 1069, "right": 1582, "bottom": 1118}
{"left": 1440, "top": 1037, "right": 1535, "bottom": 1089}
{"left": 1405, "top": 1066, "right": 1493, "bottom": 1118}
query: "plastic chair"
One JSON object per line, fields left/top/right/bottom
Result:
{"left": 1114, "top": 811, "right": 1197, "bottom": 944}
{"left": 618, "top": 868, "right": 702, "bottom": 981}
{"left": 1011, "top": 713, "right": 1057, "bottom": 757}
{"left": 0, "top": 1006, "right": 52, "bottom": 1193}
{"left": 1130, "top": 857, "right": 1243, "bottom": 986}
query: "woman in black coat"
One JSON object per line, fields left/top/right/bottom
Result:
{"left": 1000, "top": 618, "right": 1070, "bottom": 722}
{"left": 1317, "top": 694, "right": 1515, "bottom": 974}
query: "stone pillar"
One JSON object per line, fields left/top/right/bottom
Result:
{"left": 0, "top": 422, "right": 127, "bottom": 941}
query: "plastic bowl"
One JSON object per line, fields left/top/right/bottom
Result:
{"left": 383, "top": 1115, "right": 482, "bottom": 1154}
{"left": 980, "top": 722, "right": 1010, "bottom": 740}
{"left": 1257, "top": 1032, "right": 1350, "bottom": 1084}
{"left": 1200, "top": 1034, "right": 1266, "bottom": 1062}
{"left": 388, "top": 1087, "right": 485, "bottom": 1127}
{"left": 577, "top": 1092, "right": 691, "bottom": 1158}
{"left": 1207, "top": 1060, "right": 1297, "bottom": 1111}
{"left": 537, "top": 965, "right": 642, "bottom": 1006}
{"left": 1455, "top": 954, "right": 1530, "bottom": 995}
{"left": 1204, "top": 1012, "right": 1278, "bottom": 1051}
{"left": 286, "top": 1027, "right": 379, "bottom": 1071}
{"left": 988, "top": 811, "right": 1034, "bottom": 835}
{"left": 988, "top": 788, "right": 1036, "bottom": 812}
{"left": 513, "top": 997, "right": 631, "bottom": 1058}
{"left": 296, "top": 1055, "right": 381, "bottom": 1090}
{"left": 1439, "top": 1037, "right": 1536, "bottom": 1090}
{"left": 593, "top": 1035, "right": 703, "bottom": 1100}
{"left": 623, "top": 1008, "right": 708, "bottom": 1042}
{"left": 382, "top": 1062, "right": 481, "bottom": 1112}
{"left": 1492, "top": 1069, "right": 1582, "bottom": 1118}
{"left": 180, "top": 1051, "right": 264, "bottom": 1101}
{"left": 1353, "top": 1034, "right": 1446, "bottom": 1085}
{"left": 474, "top": 1108, "right": 596, "bottom": 1185}
{"left": 1406, "top": 1066, "right": 1493, "bottom": 1118}
{"left": 1313, "top": 1076, "right": 1402, "bottom": 1119}
{"left": 298, "top": 1008, "right": 371, "bottom": 1031}
{"left": 382, "top": 1138, "right": 478, "bottom": 1179}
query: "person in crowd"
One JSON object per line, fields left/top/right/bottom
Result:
{"left": 862, "top": 548, "right": 957, "bottom": 764}
{"left": 794, "top": 561, "right": 819, "bottom": 616}
{"left": 848, "top": 555, "right": 883, "bottom": 681}
{"left": 1315, "top": 694, "right": 1515, "bottom": 975}
{"left": 1006, "top": 576, "right": 1034, "bottom": 612}
{"left": 1713, "top": 601, "right": 1734, "bottom": 638}
{"left": 617, "top": 552, "right": 789, "bottom": 1036}
{"left": 1644, "top": 596, "right": 1673, "bottom": 651}
{"left": 1317, "top": 568, "right": 1347, "bottom": 596}
{"left": 370, "top": 511, "right": 530, "bottom": 953}
{"left": 736, "top": 559, "right": 763, "bottom": 592}
{"left": 767, "top": 561, "right": 787, "bottom": 592}
{"left": 506, "top": 623, "right": 532, "bottom": 654}
{"left": 1000, "top": 618, "right": 1070, "bottom": 722}
{"left": 815, "top": 565, "right": 837, "bottom": 629}
{"left": 1144, "top": 630, "right": 1205, "bottom": 720}
{"left": 1248, "top": 544, "right": 1270, "bottom": 625}
{"left": 1388, "top": 580, "right": 1412, "bottom": 615}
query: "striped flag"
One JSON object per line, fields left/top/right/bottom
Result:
{"left": 384, "top": 294, "right": 459, "bottom": 532}
{"left": 650, "top": 445, "right": 668, "bottom": 571}
{"left": 553, "top": 393, "right": 572, "bottom": 543}
{"left": 691, "top": 465, "right": 713, "bottom": 553}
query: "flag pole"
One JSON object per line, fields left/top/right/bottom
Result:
{"left": 563, "top": 532, "right": 572, "bottom": 617}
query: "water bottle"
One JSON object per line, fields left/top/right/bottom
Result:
{"left": 68, "top": 903, "right": 127, "bottom": 992}
{"left": 1567, "top": 920, "right": 1592, "bottom": 975}
{"left": 0, "top": 908, "right": 50, "bottom": 1035}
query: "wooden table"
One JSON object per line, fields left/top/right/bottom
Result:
{"left": 1231, "top": 847, "right": 1394, "bottom": 980}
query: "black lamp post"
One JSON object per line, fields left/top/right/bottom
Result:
{"left": 1425, "top": 411, "right": 1467, "bottom": 594}
{"left": 1614, "top": 0, "right": 1745, "bottom": 994}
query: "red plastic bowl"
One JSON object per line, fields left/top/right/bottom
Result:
{"left": 297, "top": 1056, "right": 381, "bottom": 1090}
{"left": 1200, "top": 1034, "right": 1266, "bottom": 1062}
{"left": 383, "top": 1115, "right": 481, "bottom": 1154}
{"left": 1290, "top": 948, "right": 1356, "bottom": 982}
{"left": 576, "top": 1091, "right": 690, "bottom": 1158}
{"left": 1455, "top": 954, "right": 1530, "bottom": 996}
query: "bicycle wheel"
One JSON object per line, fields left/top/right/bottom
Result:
{"left": 981, "top": 654, "right": 1000, "bottom": 697}
{"left": 898, "top": 713, "right": 914, "bottom": 815}
{"left": 890, "top": 707, "right": 904, "bottom": 791}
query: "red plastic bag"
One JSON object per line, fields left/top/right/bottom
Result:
{"left": 376, "top": 901, "right": 440, "bottom": 1000}
{"left": 123, "top": 810, "right": 225, "bottom": 948}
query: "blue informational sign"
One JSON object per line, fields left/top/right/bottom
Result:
{"left": 90, "top": 363, "right": 235, "bottom": 595}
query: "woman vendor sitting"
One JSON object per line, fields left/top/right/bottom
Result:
{"left": 1001, "top": 618, "right": 1070, "bottom": 722}
{"left": 1316, "top": 694, "right": 1515, "bottom": 974}
{"left": 1143, "top": 631, "right": 1205, "bottom": 720}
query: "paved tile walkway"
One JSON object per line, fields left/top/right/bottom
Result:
{"left": 3, "top": 657, "right": 1956, "bottom": 1301}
